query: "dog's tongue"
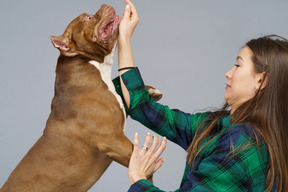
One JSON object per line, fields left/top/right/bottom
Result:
{"left": 112, "top": 15, "right": 121, "bottom": 26}
{"left": 100, "top": 15, "right": 121, "bottom": 42}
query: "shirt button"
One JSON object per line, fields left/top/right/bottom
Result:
{"left": 123, "top": 79, "right": 128, "bottom": 85}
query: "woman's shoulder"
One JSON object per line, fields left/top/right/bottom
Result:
{"left": 225, "top": 123, "right": 263, "bottom": 143}
{"left": 217, "top": 123, "right": 269, "bottom": 159}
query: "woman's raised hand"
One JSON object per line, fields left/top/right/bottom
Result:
{"left": 118, "top": 0, "right": 139, "bottom": 45}
{"left": 128, "top": 133, "right": 167, "bottom": 184}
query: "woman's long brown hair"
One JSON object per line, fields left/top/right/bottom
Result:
{"left": 187, "top": 35, "right": 288, "bottom": 192}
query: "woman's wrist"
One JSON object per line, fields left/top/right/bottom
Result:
{"left": 117, "top": 38, "right": 131, "bottom": 49}
{"left": 117, "top": 40, "right": 134, "bottom": 70}
{"left": 129, "top": 174, "right": 147, "bottom": 185}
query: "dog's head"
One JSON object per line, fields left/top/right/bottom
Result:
{"left": 51, "top": 4, "right": 121, "bottom": 62}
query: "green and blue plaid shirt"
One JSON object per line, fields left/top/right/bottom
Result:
{"left": 113, "top": 67, "right": 270, "bottom": 192}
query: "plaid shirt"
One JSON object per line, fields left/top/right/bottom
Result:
{"left": 113, "top": 67, "right": 270, "bottom": 192}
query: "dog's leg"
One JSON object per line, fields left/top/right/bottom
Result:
{"left": 145, "top": 85, "right": 163, "bottom": 101}
{"left": 95, "top": 134, "right": 133, "bottom": 167}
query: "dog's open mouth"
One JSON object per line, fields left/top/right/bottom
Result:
{"left": 99, "top": 14, "right": 121, "bottom": 42}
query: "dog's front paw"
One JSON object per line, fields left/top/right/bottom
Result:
{"left": 145, "top": 85, "right": 163, "bottom": 101}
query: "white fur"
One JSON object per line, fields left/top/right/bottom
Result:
{"left": 89, "top": 45, "right": 126, "bottom": 131}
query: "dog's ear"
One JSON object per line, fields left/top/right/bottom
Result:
{"left": 50, "top": 35, "right": 78, "bottom": 57}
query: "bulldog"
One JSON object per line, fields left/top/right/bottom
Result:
{"left": 0, "top": 4, "right": 162, "bottom": 192}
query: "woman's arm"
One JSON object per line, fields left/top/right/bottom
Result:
{"left": 119, "top": 67, "right": 209, "bottom": 149}
{"left": 116, "top": 0, "right": 209, "bottom": 149}
{"left": 118, "top": 0, "right": 139, "bottom": 109}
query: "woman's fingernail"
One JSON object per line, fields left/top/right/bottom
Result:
{"left": 147, "top": 132, "right": 151, "bottom": 135}
{"left": 164, "top": 137, "right": 167, "bottom": 140}
{"left": 135, "top": 132, "right": 138, "bottom": 136}
{"left": 126, "top": 4, "right": 130, "bottom": 9}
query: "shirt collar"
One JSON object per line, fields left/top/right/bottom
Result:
{"left": 221, "top": 114, "right": 231, "bottom": 128}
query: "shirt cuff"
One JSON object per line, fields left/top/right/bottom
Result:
{"left": 120, "top": 67, "right": 145, "bottom": 91}
{"left": 128, "top": 179, "right": 157, "bottom": 192}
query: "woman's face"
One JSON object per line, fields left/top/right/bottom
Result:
{"left": 224, "top": 46, "right": 259, "bottom": 113}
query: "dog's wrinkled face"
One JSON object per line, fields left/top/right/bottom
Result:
{"left": 51, "top": 4, "right": 121, "bottom": 62}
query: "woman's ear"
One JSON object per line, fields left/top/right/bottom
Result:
{"left": 257, "top": 72, "right": 269, "bottom": 90}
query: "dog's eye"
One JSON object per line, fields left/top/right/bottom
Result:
{"left": 86, "top": 15, "right": 92, "bottom": 20}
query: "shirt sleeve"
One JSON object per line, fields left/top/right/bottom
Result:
{"left": 113, "top": 67, "right": 209, "bottom": 150}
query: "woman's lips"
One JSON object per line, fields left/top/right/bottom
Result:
{"left": 225, "top": 83, "right": 231, "bottom": 90}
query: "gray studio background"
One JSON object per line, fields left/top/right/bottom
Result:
{"left": 0, "top": 0, "right": 287, "bottom": 191}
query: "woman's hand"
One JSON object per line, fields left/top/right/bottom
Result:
{"left": 128, "top": 133, "right": 167, "bottom": 184}
{"left": 118, "top": 0, "right": 139, "bottom": 46}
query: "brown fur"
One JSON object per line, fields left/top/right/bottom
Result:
{"left": 1, "top": 4, "right": 162, "bottom": 191}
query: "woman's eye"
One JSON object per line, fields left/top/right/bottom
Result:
{"left": 234, "top": 64, "right": 240, "bottom": 67}
{"left": 86, "top": 16, "right": 92, "bottom": 20}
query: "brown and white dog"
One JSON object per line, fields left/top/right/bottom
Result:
{"left": 0, "top": 4, "right": 162, "bottom": 192}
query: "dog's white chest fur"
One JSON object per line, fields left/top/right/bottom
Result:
{"left": 89, "top": 45, "right": 126, "bottom": 130}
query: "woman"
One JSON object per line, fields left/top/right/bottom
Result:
{"left": 113, "top": 0, "right": 288, "bottom": 191}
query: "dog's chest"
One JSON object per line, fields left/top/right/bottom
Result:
{"left": 89, "top": 59, "right": 126, "bottom": 130}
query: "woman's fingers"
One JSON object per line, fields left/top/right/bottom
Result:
{"left": 141, "top": 132, "right": 151, "bottom": 151}
{"left": 133, "top": 132, "right": 139, "bottom": 153}
{"left": 155, "top": 136, "right": 167, "bottom": 156}
{"left": 148, "top": 136, "right": 159, "bottom": 153}
{"left": 123, "top": 4, "right": 131, "bottom": 19}
{"left": 124, "top": 0, "right": 138, "bottom": 17}
{"left": 147, "top": 136, "right": 167, "bottom": 166}
{"left": 154, "top": 158, "right": 165, "bottom": 172}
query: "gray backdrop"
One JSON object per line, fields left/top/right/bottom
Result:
{"left": 0, "top": 0, "right": 287, "bottom": 191}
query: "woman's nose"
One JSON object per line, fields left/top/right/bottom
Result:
{"left": 225, "top": 69, "right": 232, "bottom": 79}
